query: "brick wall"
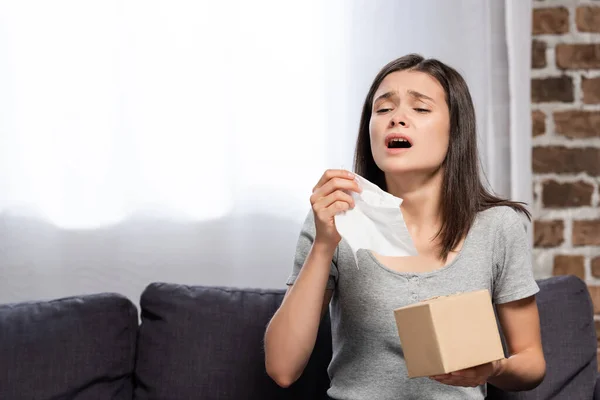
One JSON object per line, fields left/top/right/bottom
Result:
{"left": 531, "top": 0, "right": 600, "bottom": 365}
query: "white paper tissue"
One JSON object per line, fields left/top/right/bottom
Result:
{"left": 334, "top": 174, "right": 418, "bottom": 268}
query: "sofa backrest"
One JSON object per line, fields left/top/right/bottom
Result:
{"left": 487, "top": 275, "right": 598, "bottom": 399}
{"left": 0, "top": 293, "right": 138, "bottom": 400}
{"left": 133, "top": 283, "right": 332, "bottom": 400}
{"left": 134, "top": 275, "right": 598, "bottom": 400}
{"left": 1, "top": 275, "right": 595, "bottom": 399}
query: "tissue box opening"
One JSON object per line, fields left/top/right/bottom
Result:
{"left": 393, "top": 289, "right": 505, "bottom": 378}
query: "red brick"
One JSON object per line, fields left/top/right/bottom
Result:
{"left": 573, "top": 220, "right": 600, "bottom": 246}
{"left": 577, "top": 6, "right": 600, "bottom": 33}
{"left": 553, "top": 255, "right": 585, "bottom": 280}
{"left": 556, "top": 44, "right": 600, "bottom": 69}
{"left": 582, "top": 77, "right": 600, "bottom": 104}
{"left": 533, "top": 7, "right": 570, "bottom": 35}
{"left": 541, "top": 180, "right": 594, "bottom": 208}
{"left": 591, "top": 257, "right": 600, "bottom": 278}
{"left": 532, "top": 40, "right": 547, "bottom": 69}
{"left": 554, "top": 111, "right": 600, "bottom": 139}
{"left": 587, "top": 285, "right": 600, "bottom": 314}
{"left": 533, "top": 147, "right": 600, "bottom": 176}
{"left": 534, "top": 220, "right": 564, "bottom": 247}
{"left": 531, "top": 76, "right": 574, "bottom": 103}
{"left": 532, "top": 110, "right": 546, "bottom": 136}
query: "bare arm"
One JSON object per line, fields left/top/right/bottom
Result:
{"left": 487, "top": 296, "right": 546, "bottom": 391}
{"left": 264, "top": 242, "right": 334, "bottom": 388}
{"left": 264, "top": 169, "right": 359, "bottom": 388}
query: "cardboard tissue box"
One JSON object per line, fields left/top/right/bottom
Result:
{"left": 393, "top": 289, "right": 505, "bottom": 378}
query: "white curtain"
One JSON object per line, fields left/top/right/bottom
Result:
{"left": 0, "top": 0, "right": 532, "bottom": 305}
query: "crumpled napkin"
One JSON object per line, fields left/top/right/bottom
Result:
{"left": 334, "top": 174, "right": 418, "bottom": 268}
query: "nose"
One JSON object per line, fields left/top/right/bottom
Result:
{"left": 389, "top": 113, "right": 408, "bottom": 128}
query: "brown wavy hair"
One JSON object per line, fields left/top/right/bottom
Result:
{"left": 353, "top": 54, "right": 530, "bottom": 261}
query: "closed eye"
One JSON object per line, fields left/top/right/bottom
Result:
{"left": 376, "top": 108, "right": 392, "bottom": 114}
{"left": 414, "top": 108, "right": 430, "bottom": 113}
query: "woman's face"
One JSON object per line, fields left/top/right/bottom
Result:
{"left": 369, "top": 70, "right": 450, "bottom": 176}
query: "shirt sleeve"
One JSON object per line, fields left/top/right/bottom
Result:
{"left": 492, "top": 207, "right": 540, "bottom": 304}
{"left": 285, "top": 210, "right": 339, "bottom": 290}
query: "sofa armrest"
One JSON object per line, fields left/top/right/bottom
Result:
{"left": 594, "top": 373, "right": 600, "bottom": 400}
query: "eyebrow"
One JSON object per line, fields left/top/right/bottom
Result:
{"left": 408, "top": 90, "right": 434, "bottom": 102}
{"left": 373, "top": 89, "right": 435, "bottom": 105}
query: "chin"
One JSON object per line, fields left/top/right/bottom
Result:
{"left": 375, "top": 159, "right": 418, "bottom": 174}
{"left": 377, "top": 160, "right": 443, "bottom": 177}
{"left": 381, "top": 166, "right": 415, "bottom": 175}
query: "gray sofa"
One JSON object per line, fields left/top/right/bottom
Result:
{"left": 0, "top": 275, "right": 597, "bottom": 399}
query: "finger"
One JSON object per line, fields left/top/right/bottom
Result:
{"left": 476, "top": 362, "right": 496, "bottom": 377}
{"left": 435, "top": 377, "right": 481, "bottom": 387}
{"left": 311, "top": 182, "right": 357, "bottom": 207}
{"left": 452, "top": 368, "right": 477, "bottom": 378}
{"left": 432, "top": 377, "right": 457, "bottom": 386}
{"left": 456, "top": 378, "right": 483, "bottom": 388}
{"left": 313, "top": 169, "right": 355, "bottom": 192}
{"left": 431, "top": 374, "right": 457, "bottom": 382}
{"left": 313, "top": 191, "right": 355, "bottom": 215}
{"left": 313, "top": 201, "right": 351, "bottom": 223}
{"left": 312, "top": 177, "right": 361, "bottom": 201}
{"left": 310, "top": 178, "right": 360, "bottom": 204}
{"left": 447, "top": 375, "right": 470, "bottom": 383}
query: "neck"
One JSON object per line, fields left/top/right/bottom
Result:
{"left": 385, "top": 168, "right": 444, "bottom": 236}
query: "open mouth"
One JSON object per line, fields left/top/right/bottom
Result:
{"left": 387, "top": 138, "right": 412, "bottom": 149}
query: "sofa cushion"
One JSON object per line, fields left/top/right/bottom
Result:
{"left": 487, "top": 275, "right": 597, "bottom": 399}
{"left": 0, "top": 293, "right": 138, "bottom": 400}
{"left": 134, "top": 283, "right": 332, "bottom": 400}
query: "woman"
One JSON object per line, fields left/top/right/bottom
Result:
{"left": 264, "top": 54, "right": 546, "bottom": 399}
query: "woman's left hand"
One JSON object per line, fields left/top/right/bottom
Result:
{"left": 430, "top": 359, "right": 505, "bottom": 387}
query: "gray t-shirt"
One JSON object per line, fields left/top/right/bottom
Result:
{"left": 286, "top": 206, "right": 540, "bottom": 400}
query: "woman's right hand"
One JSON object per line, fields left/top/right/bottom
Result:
{"left": 310, "top": 169, "right": 362, "bottom": 249}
